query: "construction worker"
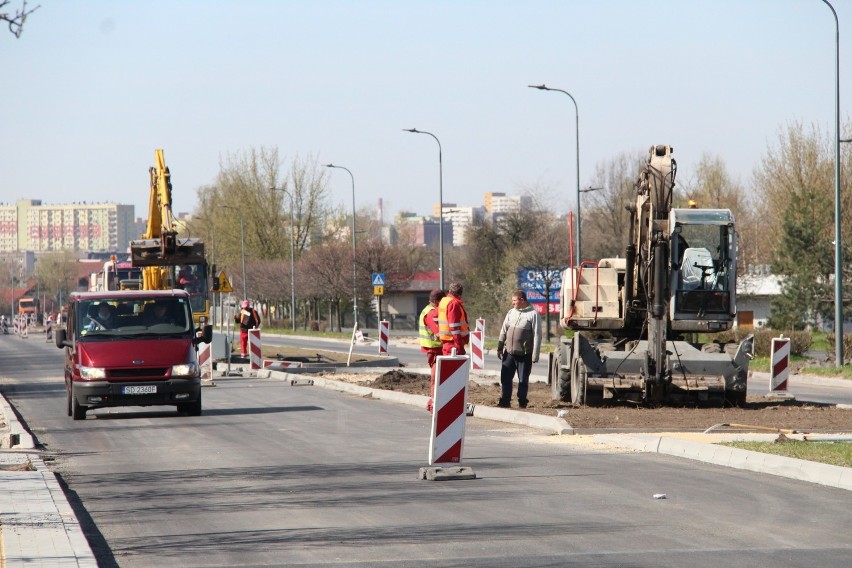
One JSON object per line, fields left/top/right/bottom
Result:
{"left": 235, "top": 300, "right": 261, "bottom": 358}
{"left": 419, "top": 288, "right": 445, "bottom": 413}
{"left": 437, "top": 282, "right": 470, "bottom": 356}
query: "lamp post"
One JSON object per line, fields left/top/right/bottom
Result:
{"left": 820, "top": 0, "right": 843, "bottom": 366}
{"left": 222, "top": 205, "right": 247, "bottom": 300}
{"left": 324, "top": 164, "right": 359, "bottom": 365}
{"left": 271, "top": 187, "right": 297, "bottom": 331}
{"left": 403, "top": 128, "right": 444, "bottom": 290}
{"left": 529, "top": 84, "right": 582, "bottom": 263}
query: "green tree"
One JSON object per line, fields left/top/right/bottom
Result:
{"left": 768, "top": 189, "right": 834, "bottom": 329}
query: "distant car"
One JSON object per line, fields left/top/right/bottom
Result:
{"left": 54, "top": 290, "right": 212, "bottom": 420}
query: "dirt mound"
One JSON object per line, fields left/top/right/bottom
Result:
{"left": 366, "top": 371, "right": 852, "bottom": 433}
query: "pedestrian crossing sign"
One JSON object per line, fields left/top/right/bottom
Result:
{"left": 372, "top": 273, "right": 385, "bottom": 286}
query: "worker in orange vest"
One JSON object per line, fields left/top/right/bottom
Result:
{"left": 436, "top": 282, "right": 470, "bottom": 356}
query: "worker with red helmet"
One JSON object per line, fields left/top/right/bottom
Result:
{"left": 234, "top": 299, "right": 261, "bottom": 358}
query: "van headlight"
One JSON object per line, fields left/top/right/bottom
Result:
{"left": 79, "top": 366, "right": 106, "bottom": 379}
{"left": 171, "top": 363, "right": 199, "bottom": 377}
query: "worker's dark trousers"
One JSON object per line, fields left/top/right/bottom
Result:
{"left": 500, "top": 352, "right": 533, "bottom": 405}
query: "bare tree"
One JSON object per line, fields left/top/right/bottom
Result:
{"left": 583, "top": 150, "right": 645, "bottom": 260}
{"left": 1, "top": 1, "right": 38, "bottom": 38}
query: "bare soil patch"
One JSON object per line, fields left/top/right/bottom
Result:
{"left": 325, "top": 369, "right": 852, "bottom": 433}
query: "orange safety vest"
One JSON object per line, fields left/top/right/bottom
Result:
{"left": 437, "top": 295, "right": 469, "bottom": 342}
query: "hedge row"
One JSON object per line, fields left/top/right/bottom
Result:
{"left": 714, "top": 328, "right": 812, "bottom": 358}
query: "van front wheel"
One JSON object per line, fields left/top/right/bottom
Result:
{"left": 71, "top": 386, "right": 87, "bottom": 421}
{"left": 178, "top": 392, "right": 202, "bottom": 416}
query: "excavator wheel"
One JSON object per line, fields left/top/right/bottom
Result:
{"left": 570, "top": 358, "right": 586, "bottom": 406}
{"left": 551, "top": 341, "right": 572, "bottom": 402}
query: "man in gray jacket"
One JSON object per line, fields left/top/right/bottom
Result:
{"left": 496, "top": 289, "right": 542, "bottom": 408}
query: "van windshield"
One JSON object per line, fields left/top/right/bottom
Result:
{"left": 78, "top": 298, "right": 191, "bottom": 338}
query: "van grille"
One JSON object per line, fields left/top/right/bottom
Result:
{"left": 109, "top": 368, "right": 169, "bottom": 379}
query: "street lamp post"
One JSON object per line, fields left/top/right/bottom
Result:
{"left": 821, "top": 0, "right": 844, "bottom": 366}
{"left": 529, "top": 84, "right": 582, "bottom": 264}
{"left": 403, "top": 128, "right": 444, "bottom": 290}
{"left": 222, "top": 205, "right": 247, "bottom": 300}
{"left": 271, "top": 187, "right": 297, "bottom": 331}
{"left": 324, "top": 164, "right": 359, "bottom": 365}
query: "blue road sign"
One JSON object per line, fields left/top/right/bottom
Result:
{"left": 372, "top": 273, "right": 385, "bottom": 286}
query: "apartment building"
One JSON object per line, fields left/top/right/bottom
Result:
{"left": 0, "top": 199, "right": 136, "bottom": 253}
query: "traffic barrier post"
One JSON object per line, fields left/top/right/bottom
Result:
{"left": 475, "top": 318, "right": 484, "bottom": 333}
{"left": 249, "top": 328, "right": 262, "bottom": 370}
{"left": 769, "top": 336, "right": 793, "bottom": 397}
{"left": 20, "top": 316, "right": 28, "bottom": 339}
{"left": 429, "top": 352, "right": 470, "bottom": 465}
{"left": 470, "top": 330, "right": 484, "bottom": 370}
{"left": 378, "top": 320, "right": 389, "bottom": 355}
{"left": 262, "top": 359, "right": 303, "bottom": 369}
{"left": 198, "top": 341, "right": 214, "bottom": 384}
{"left": 45, "top": 318, "right": 53, "bottom": 342}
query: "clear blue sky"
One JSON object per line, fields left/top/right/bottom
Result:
{"left": 2, "top": 1, "right": 849, "bottom": 222}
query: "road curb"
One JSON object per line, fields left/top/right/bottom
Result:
{"left": 594, "top": 433, "right": 852, "bottom": 492}
{"left": 0, "top": 392, "right": 34, "bottom": 449}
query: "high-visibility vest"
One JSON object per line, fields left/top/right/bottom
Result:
{"left": 418, "top": 304, "right": 442, "bottom": 349}
{"left": 437, "top": 295, "right": 469, "bottom": 342}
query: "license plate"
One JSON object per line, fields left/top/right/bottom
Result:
{"left": 123, "top": 385, "right": 157, "bottom": 395}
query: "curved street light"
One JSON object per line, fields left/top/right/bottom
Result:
{"left": 324, "top": 164, "right": 359, "bottom": 365}
{"left": 820, "top": 0, "right": 843, "bottom": 366}
{"left": 528, "top": 84, "right": 582, "bottom": 263}
{"left": 403, "top": 128, "right": 444, "bottom": 290}
{"left": 270, "top": 187, "right": 297, "bottom": 331}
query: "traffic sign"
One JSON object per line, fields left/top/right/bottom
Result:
{"left": 374, "top": 285, "right": 384, "bottom": 296}
{"left": 372, "top": 272, "right": 385, "bottom": 286}
{"left": 213, "top": 271, "right": 233, "bottom": 293}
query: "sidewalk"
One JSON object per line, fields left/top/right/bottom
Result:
{"left": 0, "top": 365, "right": 848, "bottom": 568}
{"left": 0, "top": 396, "right": 97, "bottom": 567}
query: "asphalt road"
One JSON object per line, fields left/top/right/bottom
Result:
{"left": 0, "top": 334, "right": 850, "bottom": 567}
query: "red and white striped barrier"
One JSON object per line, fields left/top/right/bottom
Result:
{"left": 470, "top": 330, "right": 484, "bottom": 370}
{"left": 770, "top": 336, "right": 791, "bottom": 394}
{"left": 262, "top": 359, "right": 303, "bottom": 369}
{"left": 378, "top": 320, "right": 389, "bottom": 355}
{"left": 45, "top": 318, "right": 54, "bottom": 342}
{"left": 198, "top": 341, "right": 213, "bottom": 381}
{"left": 475, "top": 318, "right": 484, "bottom": 333}
{"left": 428, "top": 352, "right": 470, "bottom": 465}
{"left": 1, "top": 317, "right": 8, "bottom": 335}
{"left": 13, "top": 316, "right": 19, "bottom": 335}
{"left": 249, "top": 328, "right": 262, "bottom": 369}
{"left": 19, "top": 316, "right": 28, "bottom": 339}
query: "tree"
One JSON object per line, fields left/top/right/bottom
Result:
{"left": 768, "top": 187, "right": 834, "bottom": 329}
{"left": 1, "top": 1, "right": 38, "bottom": 38}
{"left": 34, "top": 251, "right": 77, "bottom": 313}
{"left": 754, "top": 122, "right": 852, "bottom": 327}
{"left": 517, "top": 217, "right": 570, "bottom": 341}
{"left": 192, "top": 148, "right": 333, "bottom": 302}
{"left": 582, "top": 150, "right": 645, "bottom": 261}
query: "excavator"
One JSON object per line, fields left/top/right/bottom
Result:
{"left": 130, "top": 149, "right": 210, "bottom": 325}
{"left": 550, "top": 145, "right": 754, "bottom": 406}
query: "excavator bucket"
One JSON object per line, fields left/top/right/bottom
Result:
{"left": 130, "top": 237, "right": 206, "bottom": 267}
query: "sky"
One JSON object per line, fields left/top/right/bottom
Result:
{"left": 2, "top": 0, "right": 851, "bottom": 223}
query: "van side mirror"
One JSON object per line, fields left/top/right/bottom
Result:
{"left": 194, "top": 324, "right": 213, "bottom": 345}
{"left": 54, "top": 329, "right": 68, "bottom": 349}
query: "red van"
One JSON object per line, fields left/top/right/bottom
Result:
{"left": 54, "top": 290, "right": 212, "bottom": 420}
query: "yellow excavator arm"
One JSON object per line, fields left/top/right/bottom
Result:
{"left": 131, "top": 149, "right": 205, "bottom": 268}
